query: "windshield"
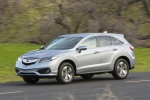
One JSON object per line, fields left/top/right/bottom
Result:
{"left": 42, "top": 37, "right": 82, "bottom": 50}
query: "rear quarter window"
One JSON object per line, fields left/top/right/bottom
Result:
{"left": 111, "top": 37, "right": 124, "bottom": 45}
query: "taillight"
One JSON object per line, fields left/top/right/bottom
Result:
{"left": 130, "top": 46, "right": 134, "bottom": 51}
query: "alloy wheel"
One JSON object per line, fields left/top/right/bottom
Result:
{"left": 117, "top": 61, "right": 128, "bottom": 78}
{"left": 61, "top": 65, "right": 73, "bottom": 82}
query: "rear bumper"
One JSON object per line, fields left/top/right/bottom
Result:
{"left": 129, "top": 66, "right": 135, "bottom": 70}
{"left": 129, "top": 57, "right": 135, "bottom": 70}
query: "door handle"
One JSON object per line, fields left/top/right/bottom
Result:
{"left": 94, "top": 51, "right": 100, "bottom": 54}
{"left": 113, "top": 48, "right": 118, "bottom": 51}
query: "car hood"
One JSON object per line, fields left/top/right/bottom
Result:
{"left": 21, "top": 49, "right": 68, "bottom": 58}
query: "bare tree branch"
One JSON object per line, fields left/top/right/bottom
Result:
{"left": 54, "top": 3, "right": 71, "bottom": 33}
{"left": 142, "top": 0, "right": 150, "bottom": 18}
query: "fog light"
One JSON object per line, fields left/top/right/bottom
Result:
{"left": 37, "top": 68, "right": 51, "bottom": 74}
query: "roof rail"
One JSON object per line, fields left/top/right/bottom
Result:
{"left": 103, "top": 31, "right": 107, "bottom": 33}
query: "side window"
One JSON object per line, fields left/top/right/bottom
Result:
{"left": 111, "top": 37, "right": 124, "bottom": 45}
{"left": 99, "top": 36, "right": 111, "bottom": 46}
{"left": 80, "top": 37, "right": 97, "bottom": 49}
{"left": 111, "top": 37, "right": 116, "bottom": 45}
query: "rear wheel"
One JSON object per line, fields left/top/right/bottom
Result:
{"left": 23, "top": 77, "right": 39, "bottom": 84}
{"left": 112, "top": 59, "right": 129, "bottom": 79}
{"left": 80, "top": 74, "right": 94, "bottom": 79}
{"left": 56, "top": 62, "right": 74, "bottom": 84}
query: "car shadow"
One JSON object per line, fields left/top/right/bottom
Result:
{"left": 0, "top": 74, "right": 137, "bottom": 86}
{"left": 0, "top": 77, "right": 120, "bottom": 87}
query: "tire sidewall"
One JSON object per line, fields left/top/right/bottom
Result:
{"left": 57, "top": 62, "right": 75, "bottom": 84}
{"left": 114, "top": 59, "right": 129, "bottom": 79}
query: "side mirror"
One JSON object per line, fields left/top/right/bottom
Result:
{"left": 77, "top": 46, "right": 87, "bottom": 53}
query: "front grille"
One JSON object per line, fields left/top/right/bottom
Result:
{"left": 22, "top": 58, "right": 38, "bottom": 66}
{"left": 22, "top": 61, "right": 36, "bottom": 66}
{"left": 19, "top": 72, "right": 36, "bottom": 75}
{"left": 19, "top": 72, "right": 38, "bottom": 77}
{"left": 16, "top": 68, "right": 37, "bottom": 72}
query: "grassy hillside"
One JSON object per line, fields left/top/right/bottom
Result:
{"left": 0, "top": 43, "right": 150, "bottom": 83}
{"left": 0, "top": 0, "right": 150, "bottom": 46}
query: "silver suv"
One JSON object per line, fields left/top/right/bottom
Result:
{"left": 15, "top": 32, "right": 135, "bottom": 84}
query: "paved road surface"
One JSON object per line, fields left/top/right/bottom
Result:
{"left": 0, "top": 72, "right": 150, "bottom": 100}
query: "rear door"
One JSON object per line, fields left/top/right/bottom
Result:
{"left": 98, "top": 36, "right": 118, "bottom": 71}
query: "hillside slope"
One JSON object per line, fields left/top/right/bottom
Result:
{"left": 0, "top": 0, "right": 150, "bottom": 47}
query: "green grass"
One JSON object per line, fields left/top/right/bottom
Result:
{"left": 0, "top": 43, "right": 150, "bottom": 83}
{"left": 132, "top": 48, "right": 150, "bottom": 72}
{"left": 0, "top": 43, "right": 41, "bottom": 83}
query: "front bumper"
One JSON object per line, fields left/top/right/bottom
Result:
{"left": 15, "top": 67, "right": 56, "bottom": 78}
{"left": 15, "top": 60, "right": 59, "bottom": 78}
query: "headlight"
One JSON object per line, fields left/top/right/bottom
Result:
{"left": 39, "top": 56, "right": 58, "bottom": 63}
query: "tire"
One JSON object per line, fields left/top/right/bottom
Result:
{"left": 56, "top": 62, "right": 75, "bottom": 84}
{"left": 80, "top": 74, "right": 94, "bottom": 79}
{"left": 112, "top": 58, "right": 129, "bottom": 79}
{"left": 23, "top": 77, "right": 39, "bottom": 84}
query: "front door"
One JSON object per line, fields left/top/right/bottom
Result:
{"left": 76, "top": 36, "right": 100, "bottom": 74}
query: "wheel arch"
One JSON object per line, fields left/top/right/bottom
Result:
{"left": 115, "top": 56, "right": 131, "bottom": 69}
{"left": 59, "top": 59, "right": 77, "bottom": 75}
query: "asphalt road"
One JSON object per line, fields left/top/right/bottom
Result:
{"left": 0, "top": 72, "right": 150, "bottom": 100}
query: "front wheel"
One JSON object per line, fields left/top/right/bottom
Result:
{"left": 23, "top": 77, "right": 39, "bottom": 84}
{"left": 112, "top": 59, "right": 129, "bottom": 79}
{"left": 56, "top": 62, "right": 75, "bottom": 84}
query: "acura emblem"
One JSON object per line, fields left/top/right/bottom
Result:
{"left": 23, "top": 58, "right": 30, "bottom": 63}
{"left": 26, "top": 59, "right": 29, "bottom": 63}
{"left": 22, "top": 58, "right": 38, "bottom": 64}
